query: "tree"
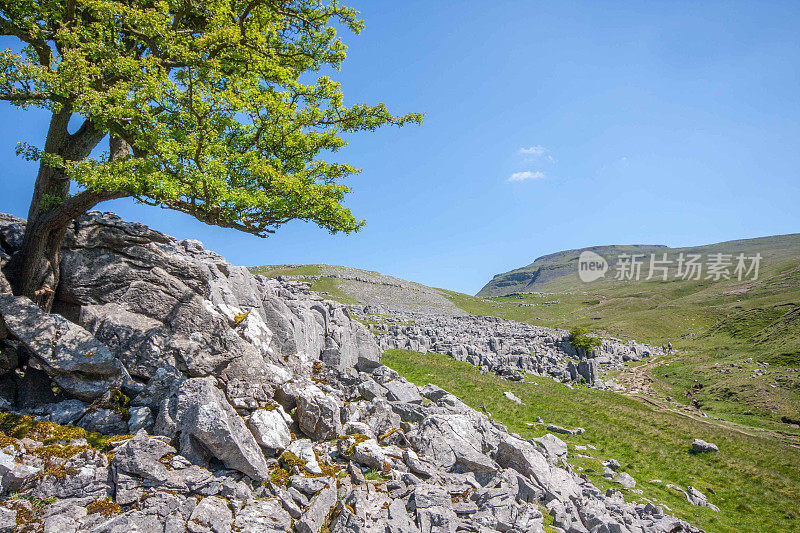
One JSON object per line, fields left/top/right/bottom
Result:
{"left": 0, "top": 0, "right": 421, "bottom": 310}
{"left": 568, "top": 327, "right": 601, "bottom": 358}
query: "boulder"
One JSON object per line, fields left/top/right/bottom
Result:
{"left": 533, "top": 434, "right": 568, "bottom": 459}
{"left": 43, "top": 399, "right": 89, "bottom": 425}
{"left": 295, "top": 480, "right": 336, "bottom": 533}
{"left": 78, "top": 407, "right": 128, "bottom": 434}
{"left": 613, "top": 472, "right": 636, "bottom": 489}
{"left": 127, "top": 406, "right": 153, "bottom": 433}
{"left": 495, "top": 435, "right": 551, "bottom": 488}
{"left": 247, "top": 406, "right": 291, "bottom": 452}
{"left": 165, "top": 377, "right": 269, "bottom": 481}
{"left": 0, "top": 451, "right": 41, "bottom": 493}
{"left": 692, "top": 439, "right": 719, "bottom": 453}
{"left": 351, "top": 439, "right": 388, "bottom": 469}
{"left": 0, "top": 295, "right": 131, "bottom": 401}
{"left": 384, "top": 379, "right": 423, "bottom": 404}
{"left": 187, "top": 495, "right": 232, "bottom": 533}
{"left": 503, "top": 391, "right": 522, "bottom": 404}
{"left": 546, "top": 424, "right": 585, "bottom": 436}
{"left": 686, "top": 486, "right": 720, "bottom": 512}
{"left": 285, "top": 439, "right": 322, "bottom": 475}
{"left": 233, "top": 498, "right": 292, "bottom": 532}
{"left": 297, "top": 388, "right": 342, "bottom": 441}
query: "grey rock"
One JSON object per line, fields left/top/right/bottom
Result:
{"left": 78, "top": 407, "right": 128, "bottom": 434}
{"left": 279, "top": 490, "right": 303, "bottom": 518}
{"left": 111, "top": 429, "right": 175, "bottom": 483}
{"left": 534, "top": 433, "right": 568, "bottom": 459}
{"left": 297, "top": 388, "right": 343, "bottom": 441}
{"left": 0, "top": 506, "right": 15, "bottom": 533}
{"left": 495, "top": 435, "right": 551, "bottom": 488}
{"left": 127, "top": 405, "right": 153, "bottom": 433}
{"left": 295, "top": 481, "right": 336, "bottom": 533}
{"left": 285, "top": 438, "right": 322, "bottom": 475}
{"left": 384, "top": 379, "right": 423, "bottom": 404}
{"left": 330, "top": 502, "right": 364, "bottom": 533}
{"left": 342, "top": 421, "right": 375, "bottom": 439}
{"left": 169, "top": 376, "right": 269, "bottom": 481}
{"left": 686, "top": 485, "right": 720, "bottom": 512}
{"left": 357, "top": 380, "right": 386, "bottom": 401}
{"left": 503, "top": 391, "right": 522, "bottom": 404}
{"left": 0, "top": 295, "right": 130, "bottom": 401}
{"left": 613, "top": 472, "right": 636, "bottom": 488}
{"left": 0, "top": 451, "right": 41, "bottom": 492}
{"left": 351, "top": 438, "right": 388, "bottom": 469}
{"left": 44, "top": 399, "right": 89, "bottom": 425}
{"left": 692, "top": 438, "right": 719, "bottom": 453}
{"left": 546, "top": 424, "right": 584, "bottom": 436}
{"left": 414, "top": 484, "right": 451, "bottom": 509}
{"left": 248, "top": 406, "right": 291, "bottom": 451}
{"left": 187, "top": 495, "right": 232, "bottom": 533}
{"left": 233, "top": 498, "right": 293, "bottom": 531}
{"left": 290, "top": 475, "right": 329, "bottom": 496}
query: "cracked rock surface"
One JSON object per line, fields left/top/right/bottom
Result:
{"left": 0, "top": 213, "right": 702, "bottom": 532}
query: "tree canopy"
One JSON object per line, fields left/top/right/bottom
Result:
{"left": 0, "top": 0, "right": 422, "bottom": 236}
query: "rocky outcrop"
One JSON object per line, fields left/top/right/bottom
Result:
{"left": 0, "top": 212, "right": 702, "bottom": 532}
{"left": 362, "top": 309, "right": 660, "bottom": 385}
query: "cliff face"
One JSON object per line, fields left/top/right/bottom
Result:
{"left": 0, "top": 213, "right": 700, "bottom": 533}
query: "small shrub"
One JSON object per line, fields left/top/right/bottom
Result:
{"left": 569, "top": 327, "right": 602, "bottom": 357}
{"left": 279, "top": 451, "right": 307, "bottom": 469}
{"left": 86, "top": 497, "right": 121, "bottom": 517}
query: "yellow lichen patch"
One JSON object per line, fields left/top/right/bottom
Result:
{"left": 312, "top": 361, "right": 323, "bottom": 374}
{"left": 31, "top": 444, "right": 89, "bottom": 460}
{"left": 0, "top": 412, "right": 129, "bottom": 451}
{"left": 38, "top": 462, "right": 78, "bottom": 481}
{"left": 269, "top": 466, "right": 290, "bottom": 486}
{"left": 0, "top": 431, "right": 20, "bottom": 450}
{"left": 307, "top": 458, "right": 342, "bottom": 479}
{"left": 378, "top": 428, "right": 402, "bottom": 442}
{"left": 279, "top": 451, "right": 307, "bottom": 470}
{"left": 339, "top": 433, "right": 370, "bottom": 457}
{"left": 233, "top": 310, "right": 250, "bottom": 326}
{"left": 86, "top": 497, "right": 121, "bottom": 517}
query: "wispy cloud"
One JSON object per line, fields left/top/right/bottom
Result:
{"left": 508, "top": 170, "right": 545, "bottom": 182}
{"left": 519, "top": 145, "right": 547, "bottom": 156}
{"left": 519, "top": 145, "right": 556, "bottom": 164}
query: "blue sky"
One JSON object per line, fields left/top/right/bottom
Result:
{"left": 2, "top": 1, "right": 799, "bottom": 295}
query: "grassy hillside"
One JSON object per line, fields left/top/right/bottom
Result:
{"left": 383, "top": 349, "right": 800, "bottom": 533}
{"left": 249, "top": 244, "right": 800, "bottom": 430}
{"left": 456, "top": 241, "right": 800, "bottom": 429}
{"left": 477, "top": 233, "right": 800, "bottom": 297}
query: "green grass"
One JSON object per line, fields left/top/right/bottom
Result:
{"left": 250, "top": 264, "right": 323, "bottom": 277}
{"left": 437, "top": 257, "right": 800, "bottom": 427}
{"left": 309, "top": 277, "right": 361, "bottom": 305}
{"left": 383, "top": 349, "right": 800, "bottom": 533}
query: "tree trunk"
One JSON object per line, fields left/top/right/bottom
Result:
{"left": 8, "top": 111, "right": 126, "bottom": 310}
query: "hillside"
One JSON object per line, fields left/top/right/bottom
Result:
{"left": 250, "top": 263, "right": 467, "bottom": 315}
{"left": 477, "top": 233, "right": 800, "bottom": 297}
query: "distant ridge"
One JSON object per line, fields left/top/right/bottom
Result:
{"left": 477, "top": 234, "right": 800, "bottom": 298}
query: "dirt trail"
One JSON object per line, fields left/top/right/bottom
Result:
{"left": 614, "top": 354, "right": 800, "bottom": 448}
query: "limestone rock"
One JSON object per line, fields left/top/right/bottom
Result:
{"left": 168, "top": 376, "right": 269, "bottom": 481}
{"left": 247, "top": 406, "right": 291, "bottom": 452}
{"left": 297, "top": 388, "right": 342, "bottom": 441}
{"left": 692, "top": 438, "right": 719, "bottom": 453}
{"left": 0, "top": 295, "right": 130, "bottom": 401}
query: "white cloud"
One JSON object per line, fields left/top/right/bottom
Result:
{"left": 519, "top": 145, "right": 547, "bottom": 156}
{"left": 508, "top": 170, "right": 545, "bottom": 182}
